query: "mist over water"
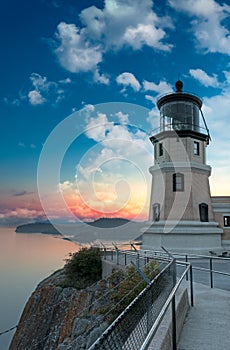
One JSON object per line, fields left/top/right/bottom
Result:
{"left": 0, "top": 227, "right": 79, "bottom": 349}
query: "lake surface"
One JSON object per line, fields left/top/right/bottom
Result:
{"left": 0, "top": 227, "right": 79, "bottom": 349}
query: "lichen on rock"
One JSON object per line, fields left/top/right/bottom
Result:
{"left": 10, "top": 249, "right": 159, "bottom": 350}
{"left": 9, "top": 269, "right": 109, "bottom": 350}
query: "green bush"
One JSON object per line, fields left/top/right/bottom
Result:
{"left": 60, "top": 247, "right": 102, "bottom": 289}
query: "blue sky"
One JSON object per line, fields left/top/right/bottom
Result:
{"left": 1, "top": 0, "right": 230, "bottom": 225}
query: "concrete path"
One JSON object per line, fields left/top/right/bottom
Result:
{"left": 178, "top": 282, "right": 230, "bottom": 350}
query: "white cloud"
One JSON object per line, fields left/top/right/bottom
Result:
{"left": 169, "top": 0, "right": 230, "bottom": 55}
{"left": 115, "top": 111, "right": 129, "bottom": 124}
{"left": 18, "top": 142, "right": 36, "bottom": 149}
{"left": 116, "top": 72, "right": 141, "bottom": 92}
{"left": 145, "top": 95, "right": 156, "bottom": 104}
{"left": 18, "top": 142, "right": 26, "bottom": 148}
{"left": 143, "top": 80, "right": 172, "bottom": 94}
{"left": 123, "top": 23, "right": 172, "bottom": 51}
{"left": 27, "top": 73, "right": 67, "bottom": 106}
{"left": 53, "top": 1, "right": 173, "bottom": 74}
{"left": 3, "top": 97, "right": 21, "bottom": 106}
{"left": 83, "top": 110, "right": 152, "bottom": 166}
{"left": 54, "top": 22, "right": 103, "bottom": 73}
{"left": 74, "top": 110, "right": 152, "bottom": 216}
{"left": 147, "top": 107, "right": 159, "bottom": 129}
{"left": 223, "top": 70, "right": 230, "bottom": 86}
{"left": 80, "top": 5, "right": 105, "bottom": 40}
{"left": 81, "top": 0, "right": 173, "bottom": 50}
{"left": 28, "top": 90, "right": 46, "bottom": 105}
{"left": 201, "top": 90, "right": 230, "bottom": 194}
{"left": 85, "top": 112, "right": 114, "bottom": 142}
{"left": 59, "top": 77, "right": 72, "bottom": 84}
{"left": 60, "top": 105, "right": 155, "bottom": 219}
{"left": 189, "top": 68, "right": 219, "bottom": 87}
{"left": 0, "top": 208, "right": 45, "bottom": 225}
{"left": 30, "top": 73, "right": 51, "bottom": 91}
{"left": 93, "top": 69, "right": 110, "bottom": 85}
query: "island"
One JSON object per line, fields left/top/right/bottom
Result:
{"left": 15, "top": 222, "right": 61, "bottom": 235}
{"left": 15, "top": 218, "right": 131, "bottom": 235}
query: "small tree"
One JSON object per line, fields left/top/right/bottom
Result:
{"left": 61, "top": 247, "right": 102, "bottom": 289}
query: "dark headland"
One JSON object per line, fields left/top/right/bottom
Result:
{"left": 15, "top": 218, "right": 131, "bottom": 234}
{"left": 15, "top": 222, "right": 61, "bottom": 235}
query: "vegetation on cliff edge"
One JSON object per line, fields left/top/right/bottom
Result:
{"left": 99, "top": 259, "right": 159, "bottom": 323}
{"left": 60, "top": 247, "right": 102, "bottom": 289}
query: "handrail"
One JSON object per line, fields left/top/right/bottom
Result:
{"left": 191, "top": 266, "right": 230, "bottom": 276}
{"left": 172, "top": 252, "right": 230, "bottom": 260}
{"left": 140, "top": 263, "right": 192, "bottom": 350}
{"left": 150, "top": 122, "right": 209, "bottom": 137}
{"left": 172, "top": 252, "right": 230, "bottom": 289}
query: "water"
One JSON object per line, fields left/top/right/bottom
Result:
{"left": 0, "top": 227, "right": 79, "bottom": 350}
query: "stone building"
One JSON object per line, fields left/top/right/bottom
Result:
{"left": 212, "top": 196, "right": 230, "bottom": 250}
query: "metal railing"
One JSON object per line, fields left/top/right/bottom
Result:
{"left": 140, "top": 262, "right": 192, "bottom": 350}
{"left": 102, "top": 246, "right": 172, "bottom": 270}
{"left": 89, "top": 248, "right": 193, "bottom": 350}
{"left": 172, "top": 253, "right": 230, "bottom": 290}
{"left": 150, "top": 122, "right": 209, "bottom": 137}
{"left": 90, "top": 245, "right": 229, "bottom": 350}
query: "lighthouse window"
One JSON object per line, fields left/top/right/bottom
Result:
{"left": 194, "top": 141, "right": 200, "bottom": 155}
{"left": 224, "top": 216, "right": 230, "bottom": 227}
{"left": 173, "top": 173, "right": 184, "bottom": 192}
{"left": 153, "top": 203, "right": 160, "bottom": 221}
{"left": 159, "top": 142, "right": 163, "bottom": 156}
{"left": 199, "top": 203, "right": 209, "bottom": 222}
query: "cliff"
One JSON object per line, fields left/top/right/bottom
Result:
{"left": 9, "top": 246, "right": 154, "bottom": 350}
{"left": 10, "top": 269, "right": 109, "bottom": 350}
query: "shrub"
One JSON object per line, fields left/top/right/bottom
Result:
{"left": 60, "top": 247, "right": 102, "bottom": 289}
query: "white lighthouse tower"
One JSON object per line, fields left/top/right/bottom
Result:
{"left": 142, "top": 81, "right": 223, "bottom": 253}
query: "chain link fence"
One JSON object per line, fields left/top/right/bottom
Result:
{"left": 89, "top": 257, "right": 176, "bottom": 350}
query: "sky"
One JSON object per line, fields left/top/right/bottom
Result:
{"left": 1, "top": 0, "right": 230, "bottom": 226}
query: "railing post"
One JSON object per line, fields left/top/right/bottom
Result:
{"left": 147, "top": 289, "right": 152, "bottom": 334}
{"left": 210, "top": 257, "right": 213, "bottom": 288}
{"left": 136, "top": 252, "right": 140, "bottom": 269}
{"left": 172, "top": 259, "right": 177, "bottom": 350}
{"left": 116, "top": 249, "right": 119, "bottom": 265}
{"left": 185, "top": 255, "right": 188, "bottom": 281}
{"left": 172, "top": 295, "right": 177, "bottom": 350}
{"left": 100, "top": 242, "right": 107, "bottom": 260}
{"left": 189, "top": 265, "right": 194, "bottom": 307}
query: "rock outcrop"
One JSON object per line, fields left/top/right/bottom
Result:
{"left": 10, "top": 270, "right": 109, "bottom": 350}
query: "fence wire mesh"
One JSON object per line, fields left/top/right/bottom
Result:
{"left": 89, "top": 258, "right": 176, "bottom": 350}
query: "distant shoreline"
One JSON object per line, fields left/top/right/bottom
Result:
{"left": 14, "top": 219, "right": 144, "bottom": 245}
{"left": 15, "top": 218, "right": 133, "bottom": 234}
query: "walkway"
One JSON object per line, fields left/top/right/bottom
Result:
{"left": 178, "top": 282, "right": 230, "bottom": 350}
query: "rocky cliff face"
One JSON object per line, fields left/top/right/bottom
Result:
{"left": 10, "top": 269, "right": 109, "bottom": 350}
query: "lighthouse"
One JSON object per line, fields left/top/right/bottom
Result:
{"left": 142, "top": 81, "right": 223, "bottom": 253}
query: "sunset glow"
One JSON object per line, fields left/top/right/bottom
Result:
{"left": 1, "top": 0, "right": 230, "bottom": 225}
